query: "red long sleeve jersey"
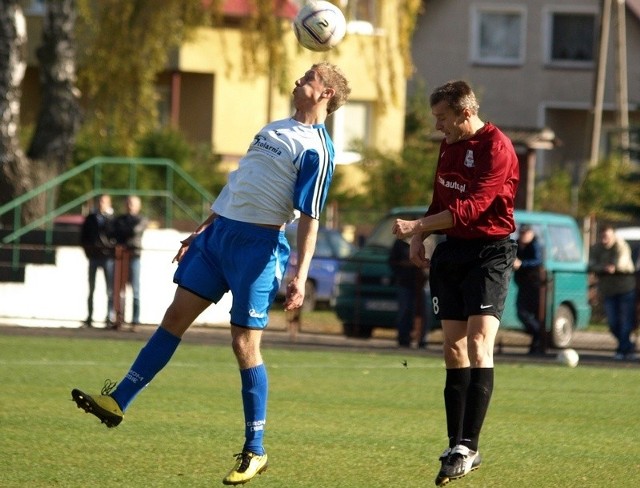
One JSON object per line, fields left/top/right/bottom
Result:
{"left": 425, "top": 122, "right": 519, "bottom": 240}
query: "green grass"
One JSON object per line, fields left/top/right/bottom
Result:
{"left": 1, "top": 335, "right": 639, "bottom": 487}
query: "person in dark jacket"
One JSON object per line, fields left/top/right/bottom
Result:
{"left": 80, "top": 194, "right": 115, "bottom": 327}
{"left": 389, "top": 238, "right": 429, "bottom": 348}
{"left": 513, "top": 224, "right": 544, "bottom": 355}
{"left": 112, "top": 195, "right": 148, "bottom": 327}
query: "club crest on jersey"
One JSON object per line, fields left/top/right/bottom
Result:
{"left": 464, "top": 149, "right": 475, "bottom": 168}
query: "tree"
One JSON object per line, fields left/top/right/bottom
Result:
{"left": 2, "top": 0, "right": 424, "bottom": 226}
{"left": 0, "top": 1, "right": 34, "bottom": 223}
{"left": 74, "top": 0, "right": 221, "bottom": 156}
{"left": 577, "top": 157, "right": 640, "bottom": 221}
{"left": 358, "top": 83, "right": 439, "bottom": 211}
{"left": 0, "top": 0, "right": 81, "bottom": 226}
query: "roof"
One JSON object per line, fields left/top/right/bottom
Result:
{"left": 216, "top": 0, "right": 299, "bottom": 20}
{"left": 501, "top": 127, "right": 560, "bottom": 150}
{"left": 514, "top": 210, "right": 579, "bottom": 224}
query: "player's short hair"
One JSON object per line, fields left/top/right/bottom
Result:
{"left": 312, "top": 62, "right": 351, "bottom": 115}
{"left": 430, "top": 80, "right": 479, "bottom": 115}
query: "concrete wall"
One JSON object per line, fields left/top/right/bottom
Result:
{"left": 0, "top": 229, "right": 232, "bottom": 328}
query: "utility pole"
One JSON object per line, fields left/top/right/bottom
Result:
{"left": 589, "top": 0, "right": 630, "bottom": 168}
{"left": 614, "top": 0, "right": 630, "bottom": 165}
{"left": 589, "top": 0, "right": 612, "bottom": 168}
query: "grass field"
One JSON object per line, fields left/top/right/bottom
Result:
{"left": 1, "top": 334, "right": 638, "bottom": 487}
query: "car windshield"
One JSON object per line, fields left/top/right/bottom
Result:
{"left": 365, "top": 212, "right": 425, "bottom": 249}
{"left": 285, "top": 226, "right": 354, "bottom": 258}
{"left": 328, "top": 231, "right": 355, "bottom": 258}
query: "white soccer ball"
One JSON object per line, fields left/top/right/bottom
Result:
{"left": 293, "top": 1, "right": 347, "bottom": 52}
{"left": 557, "top": 348, "right": 579, "bottom": 368}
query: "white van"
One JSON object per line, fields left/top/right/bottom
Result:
{"left": 615, "top": 227, "right": 640, "bottom": 267}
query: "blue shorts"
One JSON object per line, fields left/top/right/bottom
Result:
{"left": 173, "top": 216, "right": 290, "bottom": 329}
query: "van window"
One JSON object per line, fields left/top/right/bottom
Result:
{"left": 314, "top": 232, "right": 334, "bottom": 258}
{"left": 366, "top": 212, "right": 427, "bottom": 249}
{"left": 548, "top": 224, "right": 581, "bottom": 262}
{"left": 328, "top": 232, "right": 356, "bottom": 258}
{"left": 366, "top": 215, "right": 398, "bottom": 249}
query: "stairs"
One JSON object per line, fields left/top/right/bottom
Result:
{"left": 0, "top": 158, "right": 215, "bottom": 286}
{"left": 0, "top": 227, "right": 81, "bottom": 283}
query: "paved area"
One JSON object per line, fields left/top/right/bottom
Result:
{"left": 1, "top": 318, "right": 638, "bottom": 368}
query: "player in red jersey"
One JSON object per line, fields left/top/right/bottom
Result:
{"left": 393, "top": 80, "right": 519, "bottom": 486}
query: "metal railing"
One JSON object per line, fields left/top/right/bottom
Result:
{"left": 0, "top": 157, "right": 215, "bottom": 272}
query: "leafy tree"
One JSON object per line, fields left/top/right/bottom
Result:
{"left": 533, "top": 168, "right": 573, "bottom": 215}
{"left": 73, "top": 0, "right": 424, "bottom": 157}
{"left": 358, "top": 82, "right": 439, "bottom": 212}
{"left": 74, "top": 0, "right": 226, "bottom": 156}
{"left": 2, "top": 0, "right": 424, "bottom": 227}
{"left": 0, "top": 0, "right": 81, "bottom": 225}
{"left": 533, "top": 157, "right": 640, "bottom": 223}
{"left": 136, "top": 128, "right": 226, "bottom": 222}
{"left": 578, "top": 157, "right": 640, "bottom": 221}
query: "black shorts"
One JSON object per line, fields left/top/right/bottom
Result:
{"left": 429, "top": 237, "right": 516, "bottom": 321}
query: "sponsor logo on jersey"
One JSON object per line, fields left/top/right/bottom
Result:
{"left": 251, "top": 135, "right": 282, "bottom": 156}
{"left": 438, "top": 175, "right": 466, "bottom": 193}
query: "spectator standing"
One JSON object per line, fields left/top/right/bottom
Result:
{"left": 80, "top": 194, "right": 115, "bottom": 328}
{"left": 589, "top": 224, "right": 637, "bottom": 360}
{"left": 513, "top": 224, "right": 544, "bottom": 355}
{"left": 112, "top": 195, "right": 148, "bottom": 328}
{"left": 389, "top": 237, "right": 430, "bottom": 348}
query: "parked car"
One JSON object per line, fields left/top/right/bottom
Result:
{"left": 334, "top": 207, "right": 591, "bottom": 348}
{"left": 615, "top": 226, "right": 640, "bottom": 265}
{"left": 278, "top": 224, "right": 355, "bottom": 311}
{"left": 613, "top": 226, "right": 640, "bottom": 315}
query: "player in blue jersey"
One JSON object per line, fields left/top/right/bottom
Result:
{"left": 71, "top": 62, "right": 351, "bottom": 486}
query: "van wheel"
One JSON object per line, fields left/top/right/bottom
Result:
{"left": 342, "top": 323, "right": 373, "bottom": 339}
{"left": 302, "top": 281, "right": 317, "bottom": 312}
{"left": 551, "top": 304, "right": 575, "bottom": 348}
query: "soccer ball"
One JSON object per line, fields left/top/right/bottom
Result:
{"left": 293, "top": 1, "right": 347, "bottom": 52}
{"left": 556, "top": 348, "right": 579, "bottom": 368}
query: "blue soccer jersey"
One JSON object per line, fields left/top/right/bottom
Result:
{"left": 212, "top": 117, "right": 335, "bottom": 224}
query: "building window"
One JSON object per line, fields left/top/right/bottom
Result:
{"left": 544, "top": 7, "right": 596, "bottom": 67}
{"left": 325, "top": 101, "right": 371, "bottom": 165}
{"left": 346, "top": 0, "right": 377, "bottom": 34}
{"left": 470, "top": 5, "right": 526, "bottom": 65}
{"left": 346, "top": 0, "right": 376, "bottom": 23}
{"left": 26, "top": 0, "right": 46, "bottom": 15}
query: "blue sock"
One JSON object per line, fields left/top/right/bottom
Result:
{"left": 240, "top": 364, "right": 268, "bottom": 455}
{"left": 111, "top": 327, "right": 181, "bottom": 411}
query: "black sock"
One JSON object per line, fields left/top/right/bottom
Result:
{"left": 443, "top": 367, "right": 471, "bottom": 448}
{"left": 460, "top": 367, "right": 494, "bottom": 452}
